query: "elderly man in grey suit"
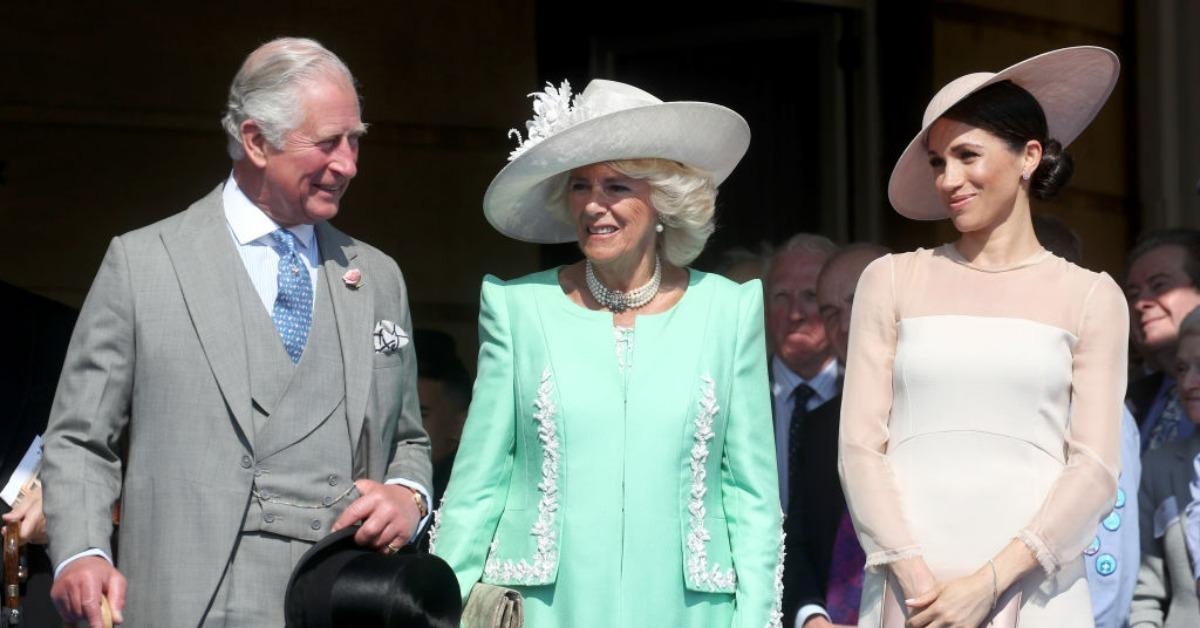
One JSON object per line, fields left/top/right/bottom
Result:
{"left": 41, "top": 37, "right": 432, "bottom": 627}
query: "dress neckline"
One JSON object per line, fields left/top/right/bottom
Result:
{"left": 938, "top": 243, "right": 1052, "bottom": 273}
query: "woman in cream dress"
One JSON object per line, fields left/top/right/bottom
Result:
{"left": 838, "top": 47, "right": 1127, "bottom": 627}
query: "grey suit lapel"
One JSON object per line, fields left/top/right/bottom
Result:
{"left": 161, "top": 183, "right": 254, "bottom": 444}
{"left": 316, "top": 222, "right": 373, "bottom": 452}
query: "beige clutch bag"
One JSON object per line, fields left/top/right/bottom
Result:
{"left": 881, "top": 569, "right": 1020, "bottom": 628}
{"left": 462, "top": 582, "right": 523, "bottom": 628}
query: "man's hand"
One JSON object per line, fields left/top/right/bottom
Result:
{"left": 331, "top": 480, "right": 421, "bottom": 553}
{"left": 51, "top": 556, "right": 126, "bottom": 627}
{"left": 1, "top": 481, "right": 47, "bottom": 545}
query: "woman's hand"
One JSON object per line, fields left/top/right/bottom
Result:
{"left": 904, "top": 568, "right": 993, "bottom": 628}
{"left": 1, "top": 479, "right": 48, "bottom": 545}
{"left": 891, "top": 556, "right": 938, "bottom": 600}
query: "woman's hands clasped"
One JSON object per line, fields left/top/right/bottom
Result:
{"left": 904, "top": 569, "right": 994, "bottom": 628}
{"left": 891, "top": 556, "right": 995, "bottom": 627}
{"left": 896, "top": 538, "right": 1037, "bottom": 627}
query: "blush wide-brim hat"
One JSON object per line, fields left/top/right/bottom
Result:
{"left": 483, "top": 79, "right": 751, "bottom": 243}
{"left": 888, "top": 46, "right": 1120, "bottom": 220}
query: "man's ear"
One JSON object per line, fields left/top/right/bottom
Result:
{"left": 240, "top": 119, "right": 270, "bottom": 168}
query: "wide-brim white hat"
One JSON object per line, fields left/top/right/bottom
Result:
{"left": 483, "top": 79, "right": 751, "bottom": 243}
{"left": 888, "top": 46, "right": 1119, "bottom": 220}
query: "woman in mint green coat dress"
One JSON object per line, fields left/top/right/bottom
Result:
{"left": 429, "top": 79, "right": 785, "bottom": 627}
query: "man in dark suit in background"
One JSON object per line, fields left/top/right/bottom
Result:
{"left": 0, "top": 281, "right": 78, "bottom": 626}
{"left": 765, "top": 233, "right": 839, "bottom": 515}
{"left": 413, "top": 329, "right": 471, "bottom": 505}
{"left": 783, "top": 244, "right": 887, "bottom": 628}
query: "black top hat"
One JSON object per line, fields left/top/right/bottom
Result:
{"left": 284, "top": 526, "right": 462, "bottom": 628}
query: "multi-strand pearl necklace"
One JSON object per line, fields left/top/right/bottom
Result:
{"left": 585, "top": 256, "right": 662, "bottom": 313}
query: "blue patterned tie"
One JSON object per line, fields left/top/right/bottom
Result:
{"left": 269, "top": 229, "right": 312, "bottom": 363}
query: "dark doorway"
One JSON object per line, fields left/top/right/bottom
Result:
{"left": 534, "top": 1, "right": 869, "bottom": 270}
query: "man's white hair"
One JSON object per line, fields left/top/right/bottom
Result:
{"left": 773, "top": 233, "right": 838, "bottom": 260}
{"left": 220, "top": 37, "right": 358, "bottom": 160}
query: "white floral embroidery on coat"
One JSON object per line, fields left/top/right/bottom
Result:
{"left": 767, "top": 513, "right": 786, "bottom": 628}
{"left": 427, "top": 501, "right": 444, "bottom": 554}
{"left": 686, "top": 375, "right": 737, "bottom": 591}
{"left": 614, "top": 326, "right": 634, "bottom": 373}
{"left": 483, "top": 366, "right": 561, "bottom": 584}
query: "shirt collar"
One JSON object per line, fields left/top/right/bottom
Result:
{"left": 808, "top": 358, "right": 842, "bottom": 399}
{"left": 222, "top": 173, "right": 316, "bottom": 250}
{"left": 772, "top": 356, "right": 803, "bottom": 397}
{"left": 771, "top": 355, "right": 841, "bottom": 401}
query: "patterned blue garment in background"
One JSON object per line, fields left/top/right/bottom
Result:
{"left": 1086, "top": 407, "right": 1141, "bottom": 628}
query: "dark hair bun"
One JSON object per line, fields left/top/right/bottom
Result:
{"left": 1030, "top": 139, "right": 1073, "bottom": 200}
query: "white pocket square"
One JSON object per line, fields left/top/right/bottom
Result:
{"left": 373, "top": 320, "right": 409, "bottom": 354}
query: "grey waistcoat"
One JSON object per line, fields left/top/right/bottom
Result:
{"left": 235, "top": 268, "right": 355, "bottom": 542}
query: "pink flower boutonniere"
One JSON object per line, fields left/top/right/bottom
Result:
{"left": 342, "top": 268, "right": 364, "bottom": 289}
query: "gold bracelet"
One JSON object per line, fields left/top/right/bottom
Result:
{"left": 411, "top": 488, "right": 429, "bottom": 519}
{"left": 987, "top": 558, "right": 999, "bottom": 611}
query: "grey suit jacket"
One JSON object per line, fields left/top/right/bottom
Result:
{"left": 1131, "top": 433, "right": 1200, "bottom": 628}
{"left": 41, "top": 183, "right": 431, "bottom": 627}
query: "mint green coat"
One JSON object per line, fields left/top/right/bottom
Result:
{"left": 430, "top": 269, "right": 784, "bottom": 628}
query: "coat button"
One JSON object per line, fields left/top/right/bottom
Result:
{"left": 1114, "top": 488, "right": 1126, "bottom": 508}
{"left": 241, "top": 455, "right": 252, "bottom": 469}
{"left": 1095, "top": 553, "right": 1117, "bottom": 576}
{"left": 1102, "top": 511, "right": 1121, "bottom": 531}
{"left": 263, "top": 513, "right": 275, "bottom": 524}
{"left": 1083, "top": 536, "right": 1101, "bottom": 556}
{"left": 311, "top": 519, "right": 322, "bottom": 531}
{"left": 322, "top": 496, "right": 334, "bottom": 506}
{"left": 327, "top": 475, "right": 339, "bottom": 486}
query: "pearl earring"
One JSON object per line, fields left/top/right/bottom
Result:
{"left": 655, "top": 222, "right": 664, "bottom": 233}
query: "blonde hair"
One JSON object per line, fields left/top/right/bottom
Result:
{"left": 606, "top": 159, "right": 718, "bottom": 266}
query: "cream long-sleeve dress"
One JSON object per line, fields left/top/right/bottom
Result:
{"left": 838, "top": 245, "right": 1128, "bottom": 627}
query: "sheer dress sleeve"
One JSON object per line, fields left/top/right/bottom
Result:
{"left": 838, "top": 255, "right": 924, "bottom": 566}
{"left": 1016, "top": 273, "right": 1127, "bottom": 573}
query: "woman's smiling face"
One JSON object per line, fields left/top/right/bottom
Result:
{"left": 566, "top": 163, "right": 658, "bottom": 267}
{"left": 925, "top": 117, "right": 1034, "bottom": 234}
